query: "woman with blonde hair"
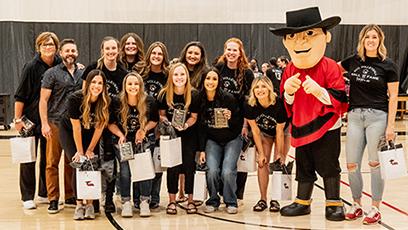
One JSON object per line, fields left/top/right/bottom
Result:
{"left": 108, "top": 72, "right": 159, "bottom": 217}
{"left": 81, "top": 36, "right": 128, "bottom": 213}
{"left": 118, "top": 33, "right": 145, "bottom": 71}
{"left": 340, "top": 24, "right": 399, "bottom": 225}
{"left": 59, "top": 70, "right": 111, "bottom": 220}
{"left": 244, "top": 76, "right": 287, "bottom": 212}
{"left": 157, "top": 62, "right": 200, "bottom": 214}
{"left": 216, "top": 37, "right": 254, "bottom": 202}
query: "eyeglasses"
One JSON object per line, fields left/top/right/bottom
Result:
{"left": 41, "top": 43, "right": 55, "bottom": 48}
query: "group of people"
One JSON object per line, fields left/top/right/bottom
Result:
{"left": 14, "top": 6, "right": 398, "bottom": 226}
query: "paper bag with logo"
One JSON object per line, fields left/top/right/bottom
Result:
{"left": 270, "top": 171, "right": 292, "bottom": 200}
{"left": 378, "top": 143, "right": 408, "bottom": 180}
{"left": 76, "top": 168, "right": 102, "bottom": 200}
{"left": 152, "top": 146, "right": 164, "bottom": 173}
{"left": 128, "top": 144, "right": 155, "bottom": 182}
{"left": 159, "top": 136, "right": 182, "bottom": 168}
{"left": 10, "top": 136, "right": 36, "bottom": 163}
{"left": 237, "top": 147, "right": 257, "bottom": 172}
{"left": 193, "top": 171, "right": 208, "bottom": 201}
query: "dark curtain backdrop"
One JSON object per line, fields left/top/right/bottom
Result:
{"left": 2, "top": 21, "right": 408, "bottom": 123}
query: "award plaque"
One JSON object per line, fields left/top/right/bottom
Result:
{"left": 20, "top": 115, "right": 35, "bottom": 137}
{"left": 171, "top": 109, "right": 187, "bottom": 129}
{"left": 119, "top": 142, "right": 134, "bottom": 162}
{"left": 214, "top": 108, "right": 229, "bottom": 128}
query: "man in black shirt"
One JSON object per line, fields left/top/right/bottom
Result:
{"left": 14, "top": 32, "right": 61, "bottom": 209}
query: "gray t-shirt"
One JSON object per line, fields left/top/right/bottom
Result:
{"left": 41, "top": 63, "right": 84, "bottom": 123}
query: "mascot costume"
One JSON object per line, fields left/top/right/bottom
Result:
{"left": 270, "top": 7, "right": 348, "bottom": 221}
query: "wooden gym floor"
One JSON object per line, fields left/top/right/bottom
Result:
{"left": 0, "top": 122, "right": 407, "bottom": 230}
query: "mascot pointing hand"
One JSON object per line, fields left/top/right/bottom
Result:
{"left": 270, "top": 7, "right": 348, "bottom": 221}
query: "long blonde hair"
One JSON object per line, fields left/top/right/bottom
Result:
{"left": 217, "top": 37, "right": 250, "bottom": 91}
{"left": 119, "top": 72, "right": 147, "bottom": 137}
{"left": 248, "top": 76, "right": 276, "bottom": 107}
{"left": 81, "top": 70, "right": 111, "bottom": 129}
{"left": 357, "top": 24, "right": 387, "bottom": 61}
{"left": 158, "top": 62, "right": 192, "bottom": 109}
{"left": 96, "top": 36, "right": 120, "bottom": 69}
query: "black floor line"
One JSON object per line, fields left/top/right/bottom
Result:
{"left": 105, "top": 211, "right": 124, "bottom": 230}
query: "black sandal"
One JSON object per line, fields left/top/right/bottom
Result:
{"left": 186, "top": 202, "right": 197, "bottom": 214}
{"left": 269, "top": 200, "right": 280, "bottom": 212}
{"left": 253, "top": 200, "right": 268, "bottom": 212}
{"left": 166, "top": 202, "right": 177, "bottom": 215}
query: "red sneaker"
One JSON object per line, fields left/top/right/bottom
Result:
{"left": 345, "top": 203, "right": 363, "bottom": 220}
{"left": 363, "top": 207, "right": 381, "bottom": 225}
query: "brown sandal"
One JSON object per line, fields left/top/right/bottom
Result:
{"left": 186, "top": 202, "right": 197, "bottom": 214}
{"left": 166, "top": 202, "right": 177, "bottom": 215}
{"left": 253, "top": 200, "right": 268, "bottom": 212}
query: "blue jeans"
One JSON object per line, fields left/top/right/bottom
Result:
{"left": 346, "top": 108, "right": 387, "bottom": 201}
{"left": 205, "top": 135, "right": 242, "bottom": 208}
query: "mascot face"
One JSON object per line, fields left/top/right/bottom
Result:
{"left": 283, "top": 28, "right": 331, "bottom": 69}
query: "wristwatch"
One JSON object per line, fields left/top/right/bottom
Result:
{"left": 13, "top": 118, "right": 23, "bottom": 124}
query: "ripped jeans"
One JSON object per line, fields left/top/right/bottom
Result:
{"left": 346, "top": 108, "right": 387, "bottom": 201}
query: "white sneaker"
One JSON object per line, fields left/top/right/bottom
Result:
{"left": 73, "top": 205, "right": 85, "bottom": 220}
{"left": 84, "top": 205, "right": 95, "bottom": 219}
{"left": 23, "top": 200, "right": 37, "bottom": 209}
{"left": 139, "top": 200, "right": 151, "bottom": 217}
{"left": 226, "top": 206, "right": 238, "bottom": 214}
{"left": 204, "top": 205, "right": 218, "bottom": 213}
{"left": 36, "top": 196, "right": 49, "bottom": 204}
{"left": 121, "top": 201, "right": 133, "bottom": 218}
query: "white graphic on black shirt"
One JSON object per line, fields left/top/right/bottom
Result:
{"left": 351, "top": 66, "right": 379, "bottom": 83}
{"left": 107, "top": 80, "right": 120, "bottom": 96}
{"left": 256, "top": 114, "right": 277, "bottom": 132}
{"left": 79, "top": 112, "right": 96, "bottom": 129}
{"left": 146, "top": 80, "right": 164, "bottom": 98}
{"left": 222, "top": 77, "right": 239, "bottom": 95}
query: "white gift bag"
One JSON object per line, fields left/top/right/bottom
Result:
{"left": 270, "top": 171, "right": 292, "bottom": 200}
{"left": 159, "top": 136, "right": 182, "bottom": 168}
{"left": 76, "top": 169, "right": 102, "bottom": 200}
{"left": 193, "top": 171, "right": 208, "bottom": 201}
{"left": 10, "top": 136, "right": 36, "bottom": 163}
{"left": 129, "top": 148, "right": 155, "bottom": 182}
{"left": 237, "top": 147, "right": 257, "bottom": 172}
{"left": 378, "top": 144, "right": 408, "bottom": 180}
{"left": 152, "top": 147, "right": 164, "bottom": 173}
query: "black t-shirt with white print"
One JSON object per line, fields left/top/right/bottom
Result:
{"left": 158, "top": 90, "right": 200, "bottom": 134}
{"left": 110, "top": 95, "right": 159, "bottom": 142}
{"left": 144, "top": 71, "right": 167, "bottom": 99}
{"left": 341, "top": 54, "right": 398, "bottom": 112}
{"left": 215, "top": 63, "right": 254, "bottom": 101}
{"left": 244, "top": 97, "right": 287, "bottom": 137}
{"left": 82, "top": 62, "right": 127, "bottom": 96}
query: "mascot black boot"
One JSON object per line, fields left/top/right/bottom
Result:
{"left": 324, "top": 176, "right": 345, "bottom": 221}
{"left": 280, "top": 182, "right": 313, "bottom": 216}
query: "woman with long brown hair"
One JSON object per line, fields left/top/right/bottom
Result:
{"left": 59, "top": 70, "right": 111, "bottom": 220}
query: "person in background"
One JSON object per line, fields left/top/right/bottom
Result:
{"left": 261, "top": 62, "right": 271, "bottom": 76}
{"left": 340, "top": 24, "right": 399, "bottom": 225}
{"left": 39, "top": 38, "right": 83, "bottom": 214}
{"left": 14, "top": 31, "right": 60, "bottom": 210}
{"left": 118, "top": 33, "right": 145, "bottom": 71}
{"left": 134, "top": 41, "right": 170, "bottom": 210}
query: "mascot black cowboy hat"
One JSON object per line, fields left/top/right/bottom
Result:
{"left": 269, "top": 7, "right": 341, "bottom": 36}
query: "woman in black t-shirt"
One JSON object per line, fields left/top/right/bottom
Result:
{"left": 179, "top": 41, "right": 209, "bottom": 89}
{"left": 197, "top": 68, "right": 243, "bottom": 214}
{"left": 137, "top": 41, "right": 169, "bottom": 99}
{"left": 118, "top": 33, "right": 145, "bottom": 71}
{"left": 215, "top": 37, "right": 254, "bottom": 202}
{"left": 340, "top": 24, "right": 399, "bottom": 225}
{"left": 244, "top": 76, "right": 287, "bottom": 213}
{"left": 59, "top": 70, "right": 111, "bottom": 220}
{"left": 158, "top": 63, "right": 200, "bottom": 215}
{"left": 108, "top": 72, "right": 159, "bottom": 218}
